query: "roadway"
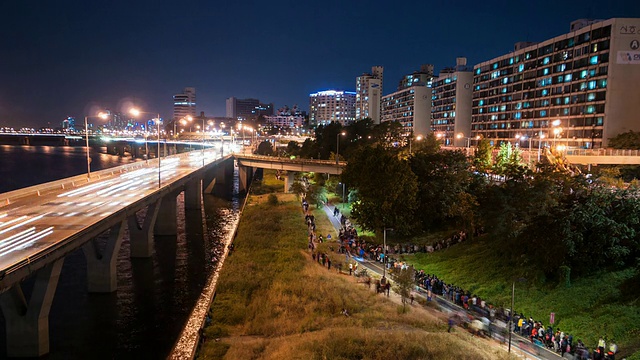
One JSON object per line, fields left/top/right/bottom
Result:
{"left": 0, "top": 149, "right": 222, "bottom": 282}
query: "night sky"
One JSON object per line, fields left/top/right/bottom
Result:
{"left": 1, "top": 0, "right": 638, "bottom": 128}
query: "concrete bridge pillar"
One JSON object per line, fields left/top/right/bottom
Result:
{"left": 238, "top": 165, "right": 254, "bottom": 194}
{"left": 0, "top": 258, "right": 64, "bottom": 358}
{"left": 284, "top": 171, "right": 296, "bottom": 193}
{"left": 203, "top": 158, "right": 234, "bottom": 195}
{"left": 128, "top": 199, "right": 161, "bottom": 258}
{"left": 184, "top": 178, "right": 202, "bottom": 210}
{"left": 154, "top": 191, "right": 178, "bottom": 236}
{"left": 82, "top": 220, "right": 126, "bottom": 293}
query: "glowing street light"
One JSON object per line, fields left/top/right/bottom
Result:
{"left": 409, "top": 134, "right": 423, "bottom": 153}
{"left": 130, "top": 108, "right": 162, "bottom": 188}
{"left": 538, "top": 133, "right": 546, "bottom": 162}
{"left": 84, "top": 112, "right": 110, "bottom": 179}
{"left": 336, "top": 131, "right": 346, "bottom": 166}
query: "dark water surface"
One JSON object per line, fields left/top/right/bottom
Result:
{"left": 0, "top": 145, "right": 239, "bottom": 359}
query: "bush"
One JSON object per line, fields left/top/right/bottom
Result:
{"left": 267, "top": 193, "right": 278, "bottom": 205}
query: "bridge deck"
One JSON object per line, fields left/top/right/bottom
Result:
{"left": 0, "top": 150, "right": 221, "bottom": 284}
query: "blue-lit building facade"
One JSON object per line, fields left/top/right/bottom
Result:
{"left": 471, "top": 18, "right": 640, "bottom": 148}
{"left": 309, "top": 90, "right": 356, "bottom": 127}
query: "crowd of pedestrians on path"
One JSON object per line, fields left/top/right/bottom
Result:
{"left": 316, "top": 201, "right": 625, "bottom": 359}
{"left": 413, "top": 271, "right": 621, "bottom": 359}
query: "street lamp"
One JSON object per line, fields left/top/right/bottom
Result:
{"left": 382, "top": 227, "right": 393, "bottom": 279}
{"left": 508, "top": 278, "right": 527, "bottom": 353}
{"left": 84, "top": 112, "right": 110, "bottom": 179}
{"left": 538, "top": 133, "right": 546, "bottom": 162}
{"left": 175, "top": 115, "right": 192, "bottom": 140}
{"left": 338, "top": 182, "right": 346, "bottom": 209}
{"left": 456, "top": 132, "right": 471, "bottom": 148}
{"left": 409, "top": 134, "right": 423, "bottom": 154}
{"left": 517, "top": 134, "right": 534, "bottom": 163}
{"left": 336, "top": 131, "right": 346, "bottom": 165}
{"left": 130, "top": 108, "right": 162, "bottom": 188}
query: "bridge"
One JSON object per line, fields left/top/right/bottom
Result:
{"left": 235, "top": 154, "right": 345, "bottom": 192}
{"left": 0, "top": 152, "right": 344, "bottom": 357}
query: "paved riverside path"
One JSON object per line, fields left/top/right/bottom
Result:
{"left": 318, "top": 203, "right": 564, "bottom": 360}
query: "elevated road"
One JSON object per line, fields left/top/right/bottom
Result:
{"left": 235, "top": 154, "right": 345, "bottom": 174}
{"left": 0, "top": 150, "right": 224, "bottom": 291}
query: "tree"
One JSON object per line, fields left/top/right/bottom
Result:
{"left": 393, "top": 268, "right": 414, "bottom": 312}
{"left": 608, "top": 131, "right": 640, "bottom": 149}
{"left": 286, "top": 141, "right": 300, "bottom": 156}
{"left": 289, "top": 181, "right": 306, "bottom": 199}
{"left": 341, "top": 145, "right": 419, "bottom": 235}
{"left": 410, "top": 149, "right": 475, "bottom": 232}
{"left": 256, "top": 140, "right": 274, "bottom": 156}
{"left": 306, "top": 184, "right": 327, "bottom": 208}
{"left": 369, "top": 121, "right": 405, "bottom": 150}
{"left": 473, "top": 138, "right": 493, "bottom": 172}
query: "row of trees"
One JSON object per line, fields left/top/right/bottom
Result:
{"left": 340, "top": 131, "right": 640, "bottom": 280}
{"left": 257, "top": 119, "right": 640, "bottom": 279}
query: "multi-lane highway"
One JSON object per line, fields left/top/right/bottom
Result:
{"left": 0, "top": 149, "right": 221, "bottom": 285}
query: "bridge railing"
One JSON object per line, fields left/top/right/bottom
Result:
{"left": 565, "top": 149, "right": 640, "bottom": 157}
{"left": 0, "top": 150, "right": 208, "bottom": 207}
{"left": 234, "top": 153, "right": 346, "bottom": 166}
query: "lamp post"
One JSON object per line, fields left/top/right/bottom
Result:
{"left": 336, "top": 131, "right": 346, "bottom": 166}
{"left": 409, "top": 134, "right": 423, "bottom": 154}
{"left": 508, "top": 278, "right": 527, "bottom": 353}
{"left": 130, "top": 108, "right": 162, "bottom": 188}
{"left": 382, "top": 227, "right": 393, "bottom": 279}
{"left": 538, "top": 133, "right": 546, "bottom": 162}
{"left": 338, "top": 182, "right": 346, "bottom": 209}
{"left": 84, "top": 112, "right": 110, "bottom": 179}
{"left": 551, "top": 119, "right": 562, "bottom": 149}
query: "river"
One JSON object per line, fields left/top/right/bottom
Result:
{"left": 0, "top": 145, "right": 240, "bottom": 359}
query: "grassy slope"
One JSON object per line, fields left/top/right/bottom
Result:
{"left": 402, "top": 238, "right": 640, "bottom": 360}
{"left": 197, "top": 173, "right": 513, "bottom": 360}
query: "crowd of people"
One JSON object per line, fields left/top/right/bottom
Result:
{"left": 308, "top": 200, "right": 623, "bottom": 359}
{"left": 412, "top": 271, "right": 620, "bottom": 359}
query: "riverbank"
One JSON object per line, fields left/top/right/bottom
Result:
{"left": 197, "top": 171, "right": 512, "bottom": 360}
{"left": 402, "top": 237, "right": 640, "bottom": 360}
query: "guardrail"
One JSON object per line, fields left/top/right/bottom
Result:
{"left": 0, "top": 151, "right": 203, "bottom": 207}
{"left": 566, "top": 148, "right": 640, "bottom": 156}
{"left": 234, "top": 153, "right": 346, "bottom": 167}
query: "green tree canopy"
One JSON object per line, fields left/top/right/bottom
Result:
{"left": 341, "top": 145, "right": 418, "bottom": 235}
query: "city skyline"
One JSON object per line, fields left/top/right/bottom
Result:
{"left": 0, "top": 0, "right": 638, "bottom": 128}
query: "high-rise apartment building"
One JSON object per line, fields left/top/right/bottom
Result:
{"left": 381, "top": 86, "right": 432, "bottom": 137}
{"left": 309, "top": 90, "right": 356, "bottom": 127}
{"left": 471, "top": 18, "right": 640, "bottom": 148}
{"left": 226, "top": 97, "right": 274, "bottom": 121}
{"left": 355, "top": 66, "right": 383, "bottom": 123}
{"left": 432, "top": 58, "right": 474, "bottom": 146}
{"left": 398, "top": 64, "right": 434, "bottom": 91}
{"left": 173, "top": 87, "right": 197, "bottom": 121}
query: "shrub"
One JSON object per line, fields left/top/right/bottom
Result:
{"left": 267, "top": 193, "right": 278, "bottom": 205}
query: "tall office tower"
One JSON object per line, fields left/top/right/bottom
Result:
{"left": 309, "top": 90, "right": 356, "bottom": 127}
{"left": 226, "top": 97, "right": 273, "bottom": 121}
{"left": 398, "top": 64, "right": 434, "bottom": 90}
{"left": 355, "top": 66, "right": 384, "bottom": 123}
{"left": 173, "top": 87, "right": 197, "bottom": 121}
{"left": 432, "top": 57, "right": 474, "bottom": 146}
{"left": 471, "top": 18, "right": 640, "bottom": 149}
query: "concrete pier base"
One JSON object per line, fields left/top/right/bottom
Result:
{"left": 128, "top": 199, "right": 161, "bottom": 258}
{"left": 155, "top": 192, "right": 178, "bottom": 236}
{"left": 238, "top": 165, "right": 253, "bottom": 194}
{"left": 184, "top": 178, "right": 202, "bottom": 210}
{"left": 0, "top": 259, "right": 64, "bottom": 358}
{"left": 284, "top": 171, "right": 295, "bottom": 193}
{"left": 83, "top": 220, "right": 126, "bottom": 293}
